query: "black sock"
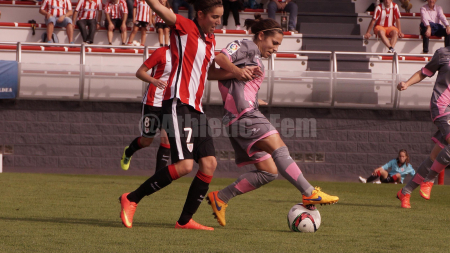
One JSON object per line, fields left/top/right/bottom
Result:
{"left": 155, "top": 145, "right": 171, "bottom": 174}
{"left": 127, "top": 166, "right": 173, "bottom": 204}
{"left": 389, "top": 46, "right": 394, "bottom": 50}
{"left": 381, "top": 175, "right": 397, "bottom": 183}
{"left": 125, "top": 137, "right": 142, "bottom": 157}
{"left": 177, "top": 175, "right": 211, "bottom": 225}
{"left": 366, "top": 175, "right": 379, "bottom": 183}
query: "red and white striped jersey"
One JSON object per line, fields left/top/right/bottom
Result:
{"left": 154, "top": 8, "right": 172, "bottom": 24}
{"left": 143, "top": 46, "right": 172, "bottom": 107}
{"left": 134, "top": 0, "right": 151, "bottom": 23}
{"left": 164, "top": 14, "right": 216, "bottom": 113}
{"left": 40, "top": 0, "right": 72, "bottom": 18}
{"left": 105, "top": 0, "right": 128, "bottom": 20}
{"left": 75, "top": 0, "right": 102, "bottom": 20}
{"left": 373, "top": 2, "right": 401, "bottom": 27}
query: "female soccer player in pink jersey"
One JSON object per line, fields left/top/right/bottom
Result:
{"left": 206, "top": 18, "right": 339, "bottom": 227}
{"left": 396, "top": 47, "right": 450, "bottom": 208}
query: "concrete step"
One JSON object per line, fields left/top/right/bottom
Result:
{"left": 299, "top": 22, "right": 361, "bottom": 35}
{"left": 297, "top": 12, "right": 357, "bottom": 24}
{"left": 296, "top": 1, "right": 355, "bottom": 14}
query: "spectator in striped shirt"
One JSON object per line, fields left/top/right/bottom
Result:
{"left": 364, "top": 0, "right": 404, "bottom": 53}
{"left": 104, "top": 0, "right": 128, "bottom": 45}
{"left": 73, "top": 0, "right": 103, "bottom": 44}
{"left": 39, "top": 0, "right": 74, "bottom": 43}
{"left": 154, "top": 0, "right": 171, "bottom": 47}
{"left": 267, "top": 0, "right": 298, "bottom": 32}
{"left": 126, "top": 0, "right": 151, "bottom": 46}
{"left": 420, "top": 0, "right": 450, "bottom": 54}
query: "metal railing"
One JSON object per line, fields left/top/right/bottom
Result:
{"left": 0, "top": 41, "right": 435, "bottom": 109}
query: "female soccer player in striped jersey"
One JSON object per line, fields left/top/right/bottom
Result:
{"left": 119, "top": 0, "right": 253, "bottom": 231}
{"left": 206, "top": 18, "right": 339, "bottom": 227}
{"left": 120, "top": 46, "right": 172, "bottom": 173}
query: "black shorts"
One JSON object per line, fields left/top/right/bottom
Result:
{"left": 161, "top": 98, "right": 215, "bottom": 163}
{"left": 141, "top": 104, "right": 163, "bottom": 138}
{"left": 135, "top": 21, "right": 148, "bottom": 28}
{"left": 105, "top": 19, "right": 123, "bottom": 33}
{"left": 155, "top": 22, "right": 169, "bottom": 30}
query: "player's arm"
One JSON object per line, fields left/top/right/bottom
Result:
{"left": 207, "top": 60, "right": 236, "bottom": 81}
{"left": 136, "top": 64, "right": 167, "bottom": 89}
{"left": 143, "top": 0, "right": 175, "bottom": 26}
{"left": 214, "top": 53, "right": 262, "bottom": 81}
{"left": 397, "top": 70, "right": 427, "bottom": 91}
{"left": 72, "top": 10, "right": 78, "bottom": 22}
{"left": 396, "top": 19, "right": 404, "bottom": 38}
{"left": 364, "top": 19, "right": 375, "bottom": 39}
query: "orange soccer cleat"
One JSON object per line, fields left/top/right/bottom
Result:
{"left": 175, "top": 219, "right": 214, "bottom": 231}
{"left": 119, "top": 193, "right": 138, "bottom": 228}
{"left": 419, "top": 181, "right": 434, "bottom": 200}
{"left": 396, "top": 189, "right": 411, "bottom": 209}
{"left": 206, "top": 191, "right": 228, "bottom": 226}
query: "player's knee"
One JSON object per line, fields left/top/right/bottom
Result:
{"left": 391, "top": 30, "right": 398, "bottom": 37}
{"left": 262, "top": 171, "right": 278, "bottom": 182}
{"left": 140, "top": 137, "right": 153, "bottom": 147}
{"left": 271, "top": 146, "right": 289, "bottom": 160}
{"left": 160, "top": 136, "right": 169, "bottom": 145}
{"left": 175, "top": 159, "right": 194, "bottom": 176}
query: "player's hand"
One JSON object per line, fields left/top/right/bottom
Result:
{"left": 234, "top": 67, "right": 253, "bottom": 81}
{"left": 398, "top": 31, "right": 404, "bottom": 38}
{"left": 96, "top": 23, "right": 100, "bottom": 29}
{"left": 364, "top": 33, "right": 371, "bottom": 40}
{"left": 446, "top": 26, "right": 450, "bottom": 35}
{"left": 397, "top": 81, "right": 408, "bottom": 91}
{"left": 152, "top": 79, "right": 167, "bottom": 90}
{"left": 46, "top": 13, "right": 52, "bottom": 19}
{"left": 57, "top": 15, "right": 65, "bottom": 23}
{"left": 425, "top": 27, "right": 431, "bottom": 38}
{"left": 258, "top": 99, "right": 268, "bottom": 106}
{"left": 247, "top": 66, "right": 263, "bottom": 79}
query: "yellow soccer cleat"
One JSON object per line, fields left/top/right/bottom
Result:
{"left": 121, "top": 146, "right": 132, "bottom": 171}
{"left": 303, "top": 187, "right": 339, "bottom": 205}
{"left": 206, "top": 191, "right": 228, "bottom": 226}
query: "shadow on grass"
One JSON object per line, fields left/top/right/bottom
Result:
{"left": 337, "top": 202, "right": 398, "bottom": 208}
{"left": 0, "top": 216, "right": 174, "bottom": 229}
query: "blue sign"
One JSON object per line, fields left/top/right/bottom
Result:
{"left": 0, "top": 60, "right": 18, "bottom": 99}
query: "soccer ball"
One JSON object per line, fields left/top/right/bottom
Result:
{"left": 287, "top": 203, "right": 321, "bottom": 233}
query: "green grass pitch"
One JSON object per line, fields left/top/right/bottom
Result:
{"left": 1, "top": 173, "right": 450, "bottom": 252}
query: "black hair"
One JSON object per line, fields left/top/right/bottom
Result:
{"left": 250, "top": 18, "right": 283, "bottom": 41}
{"left": 186, "top": 0, "right": 223, "bottom": 17}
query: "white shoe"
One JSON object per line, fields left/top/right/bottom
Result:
{"left": 236, "top": 25, "right": 241, "bottom": 30}
{"left": 222, "top": 26, "right": 227, "bottom": 30}
{"left": 359, "top": 176, "right": 367, "bottom": 183}
{"left": 387, "top": 48, "right": 396, "bottom": 53}
{"left": 373, "top": 180, "right": 381, "bottom": 184}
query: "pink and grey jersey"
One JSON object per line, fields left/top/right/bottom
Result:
{"left": 421, "top": 47, "right": 450, "bottom": 121}
{"left": 219, "top": 39, "right": 265, "bottom": 126}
